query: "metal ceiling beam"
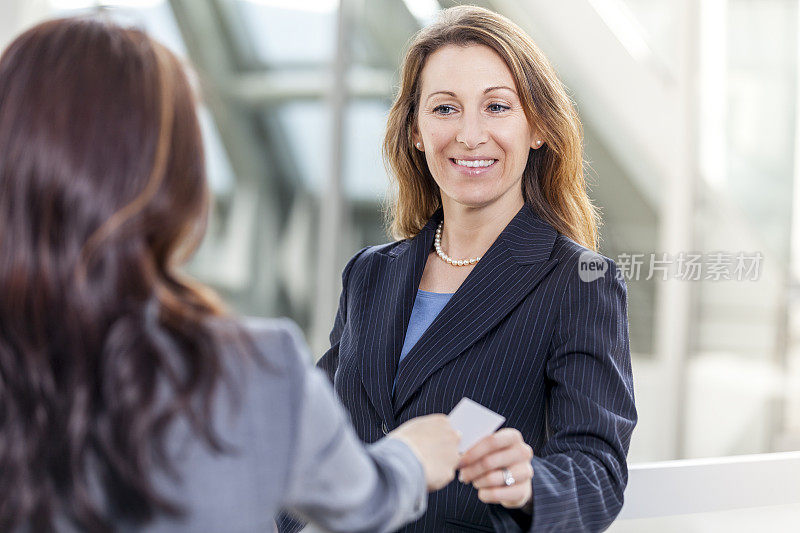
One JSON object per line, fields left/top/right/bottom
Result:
{"left": 167, "top": 0, "right": 291, "bottom": 316}
{"left": 224, "top": 67, "right": 395, "bottom": 105}
{"left": 167, "top": 0, "right": 273, "bottom": 189}
{"left": 361, "top": 0, "right": 424, "bottom": 69}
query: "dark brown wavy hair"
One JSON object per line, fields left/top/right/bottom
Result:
{"left": 0, "top": 17, "right": 244, "bottom": 531}
{"left": 384, "top": 5, "right": 599, "bottom": 250}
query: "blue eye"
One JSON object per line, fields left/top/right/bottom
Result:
{"left": 488, "top": 103, "right": 510, "bottom": 113}
{"left": 433, "top": 105, "right": 457, "bottom": 115}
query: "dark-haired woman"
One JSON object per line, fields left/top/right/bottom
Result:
{"left": 0, "top": 17, "right": 461, "bottom": 532}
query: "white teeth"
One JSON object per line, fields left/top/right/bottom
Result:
{"left": 454, "top": 159, "right": 495, "bottom": 168}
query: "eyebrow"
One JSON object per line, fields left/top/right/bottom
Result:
{"left": 483, "top": 85, "right": 517, "bottom": 95}
{"left": 425, "top": 90, "right": 456, "bottom": 102}
{"left": 424, "top": 86, "right": 518, "bottom": 103}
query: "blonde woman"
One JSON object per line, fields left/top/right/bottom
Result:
{"left": 279, "top": 5, "right": 637, "bottom": 533}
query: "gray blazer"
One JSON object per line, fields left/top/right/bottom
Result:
{"left": 91, "top": 318, "right": 427, "bottom": 532}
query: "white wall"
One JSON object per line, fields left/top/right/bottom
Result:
{"left": 0, "top": 0, "right": 54, "bottom": 50}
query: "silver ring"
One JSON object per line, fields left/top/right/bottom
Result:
{"left": 501, "top": 468, "right": 515, "bottom": 486}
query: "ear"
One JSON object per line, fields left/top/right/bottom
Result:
{"left": 530, "top": 129, "right": 544, "bottom": 150}
{"left": 411, "top": 125, "right": 423, "bottom": 151}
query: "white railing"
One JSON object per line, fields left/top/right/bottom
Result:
{"left": 299, "top": 452, "right": 800, "bottom": 533}
{"left": 618, "top": 451, "right": 800, "bottom": 519}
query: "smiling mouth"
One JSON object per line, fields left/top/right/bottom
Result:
{"left": 451, "top": 158, "right": 497, "bottom": 168}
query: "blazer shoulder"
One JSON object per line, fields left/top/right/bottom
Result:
{"left": 549, "top": 234, "right": 625, "bottom": 290}
{"left": 551, "top": 234, "right": 618, "bottom": 268}
{"left": 221, "top": 316, "right": 313, "bottom": 381}
{"left": 346, "top": 240, "right": 409, "bottom": 269}
{"left": 357, "top": 240, "right": 409, "bottom": 258}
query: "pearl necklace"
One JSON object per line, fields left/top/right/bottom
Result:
{"left": 434, "top": 221, "right": 481, "bottom": 267}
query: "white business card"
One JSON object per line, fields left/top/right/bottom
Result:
{"left": 447, "top": 397, "right": 506, "bottom": 453}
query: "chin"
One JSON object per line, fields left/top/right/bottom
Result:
{"left": 448, "top": 194, "right": 499, "bottom": 210}
{"left": 453, "top": 184, "right": 508, "bottom": 206}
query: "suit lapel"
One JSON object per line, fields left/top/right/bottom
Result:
{"left": 358, "top": 211, "right": 441, "bottom": 427}
{"left": 392, "top": 205, "right": 559, "bottom": 414}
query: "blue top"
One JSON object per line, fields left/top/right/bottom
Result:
{"left": 399, "top": 289, "right": 454, "bottom": 365}
{"left": 393, "top": 290, "right": 454, "bottom": 395}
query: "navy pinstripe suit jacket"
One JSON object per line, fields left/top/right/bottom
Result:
{"left": 279, "top": 204, "right": 637, "bottom": 532}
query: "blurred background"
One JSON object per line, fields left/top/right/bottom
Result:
{"left": 1, "top": 0, "right": 799, "bottom": 529}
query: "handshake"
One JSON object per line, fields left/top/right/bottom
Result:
{"left": 388, "top": 400, "right": 535, "bottom": 511}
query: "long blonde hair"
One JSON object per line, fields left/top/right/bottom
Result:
{"left": 383, "top": 5, "right": 599, "bottom": 251}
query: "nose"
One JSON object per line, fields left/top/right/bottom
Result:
{"left": 455, "top": 110, "right": 488, "bottom": 150}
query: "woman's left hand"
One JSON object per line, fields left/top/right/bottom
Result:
{"left": 457, "top": 428, "right": 534, "bottom": 509}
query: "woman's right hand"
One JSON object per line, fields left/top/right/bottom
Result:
{"left": 388, "top": 414, "right": 461, "bottom": 491}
